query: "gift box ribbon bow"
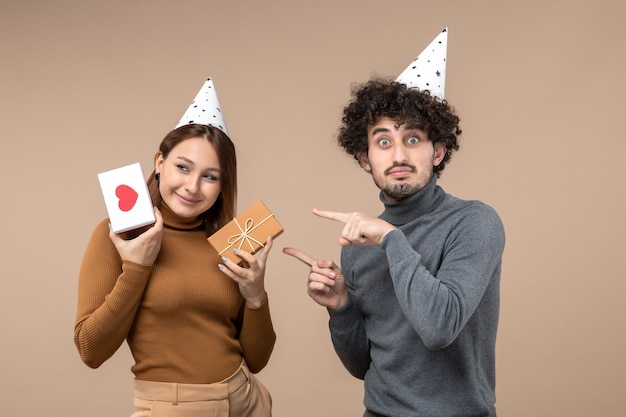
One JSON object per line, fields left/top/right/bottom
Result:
{"left": 220, "top": 214, "right": 276, "bottom": 255}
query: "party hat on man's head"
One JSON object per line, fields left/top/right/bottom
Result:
{"left": 176, "top": 77, "right": 229, "bottom": 135}
{"left": 396, "top": 27, "right": 448, "bottom": 99}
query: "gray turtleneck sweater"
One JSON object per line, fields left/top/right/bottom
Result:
{"left": 329, "top": 176, "right": 505, "bottom": 417}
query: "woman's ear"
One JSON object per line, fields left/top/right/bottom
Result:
{"left": 433, "top": 143, "right": 447, "bottom": 167}
{"left": 154, "top": 151, "right": 164, "bottom": 172}
{"left": 357, "top": 152, "right": 372, "bottom": 173}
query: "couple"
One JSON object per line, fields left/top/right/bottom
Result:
{"left": 74, "top": 28, "right": 505, "bottom": 417}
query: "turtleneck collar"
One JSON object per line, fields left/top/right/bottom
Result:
{"left": 160, "top": 202, "right": 205, "bottom": 231}
{"left": 378, "top": 175, "right": 445, "bottom": 226}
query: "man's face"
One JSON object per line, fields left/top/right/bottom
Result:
{"left": 358, "top": 117, "right": 446, "bottom": 201}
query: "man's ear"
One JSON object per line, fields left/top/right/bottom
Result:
{"left": 357, "top": 152, "right": 372, "bottom": 173}
{"left": 433, "top": 143, "right": 447, "bottom": 167}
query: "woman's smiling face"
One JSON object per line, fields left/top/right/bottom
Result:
{"left": 155, "top": 136, "right": 222, "bottom": 219}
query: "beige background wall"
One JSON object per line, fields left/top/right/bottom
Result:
{"left": 1, "top": 0, "right": 625, "bottom": 416}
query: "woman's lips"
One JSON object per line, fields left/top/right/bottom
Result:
{"left": 176, "top": 193, "right": 200, "bottom": 205}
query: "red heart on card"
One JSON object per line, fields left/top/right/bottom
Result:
{"left": 115, "top": 184, "right": 138, "bottom": 212}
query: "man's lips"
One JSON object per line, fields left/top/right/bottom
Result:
{"left": 386, "top": 166, "right": 415, "bottom": 179}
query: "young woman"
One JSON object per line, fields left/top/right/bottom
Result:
{"left": 74, "top": 123, "right": 276, "bottom": 417}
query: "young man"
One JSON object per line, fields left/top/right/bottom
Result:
{"left": 283, "top": 76, "right": 505, "bottom": 416}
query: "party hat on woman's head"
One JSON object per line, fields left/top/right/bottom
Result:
{"left": 396, "top": 27, "right": 448, "bottom": 99}
{"left": 176, "top": 77, "right": 229, "bottom": 135}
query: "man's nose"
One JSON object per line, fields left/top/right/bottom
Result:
{"left": 392, "top": 144, "right": 408, "bottom": 162}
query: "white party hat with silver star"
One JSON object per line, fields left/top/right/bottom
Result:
{"left": 176, "top": 77, "right": 228, "bottom": 135}
{"left": 396, "top": 27, "right": 448, "bottom": 99}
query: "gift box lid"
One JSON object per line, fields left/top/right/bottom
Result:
{"left": 208, "top": 200, "right": 283, "bottom": 265}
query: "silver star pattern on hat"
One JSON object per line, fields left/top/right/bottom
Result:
{"left": 176, "top": 77, "right": 229, "bottom": 135}
{"left": 396, "top": 27, "right": 448, "bottom": 99}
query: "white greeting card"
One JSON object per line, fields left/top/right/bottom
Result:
{"left": 97, "top": 162, "right": 155, "bottom": 233}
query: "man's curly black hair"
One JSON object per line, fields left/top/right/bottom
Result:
{"left": 337, "top": 77, "right": 462, "bottom": 177}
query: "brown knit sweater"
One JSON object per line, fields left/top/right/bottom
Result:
{"left": 74, "top": 203, "right": 276, "bottom": 383}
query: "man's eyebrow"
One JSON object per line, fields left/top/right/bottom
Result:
{"left": 371, "top": 127, "right": 392, "bottom": 136}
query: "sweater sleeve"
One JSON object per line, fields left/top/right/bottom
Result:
{"left": 74, "top": 220, "right": 152, "bottom": 368}
{"left": 238, "top": 296, "right": 276, "bottom": 373}
{"left": 383, "top": 204, "right": 505, "bottom": 350}
{"left": 328, "top": 295, "right": 371, "bottom": 379}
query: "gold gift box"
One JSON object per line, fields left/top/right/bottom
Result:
{"left": 208, "top": 200, "right": 284, "bottom": 265}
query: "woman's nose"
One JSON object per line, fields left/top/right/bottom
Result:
{"left": 185, "top": 176, "right": 200, "bottom": 193}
